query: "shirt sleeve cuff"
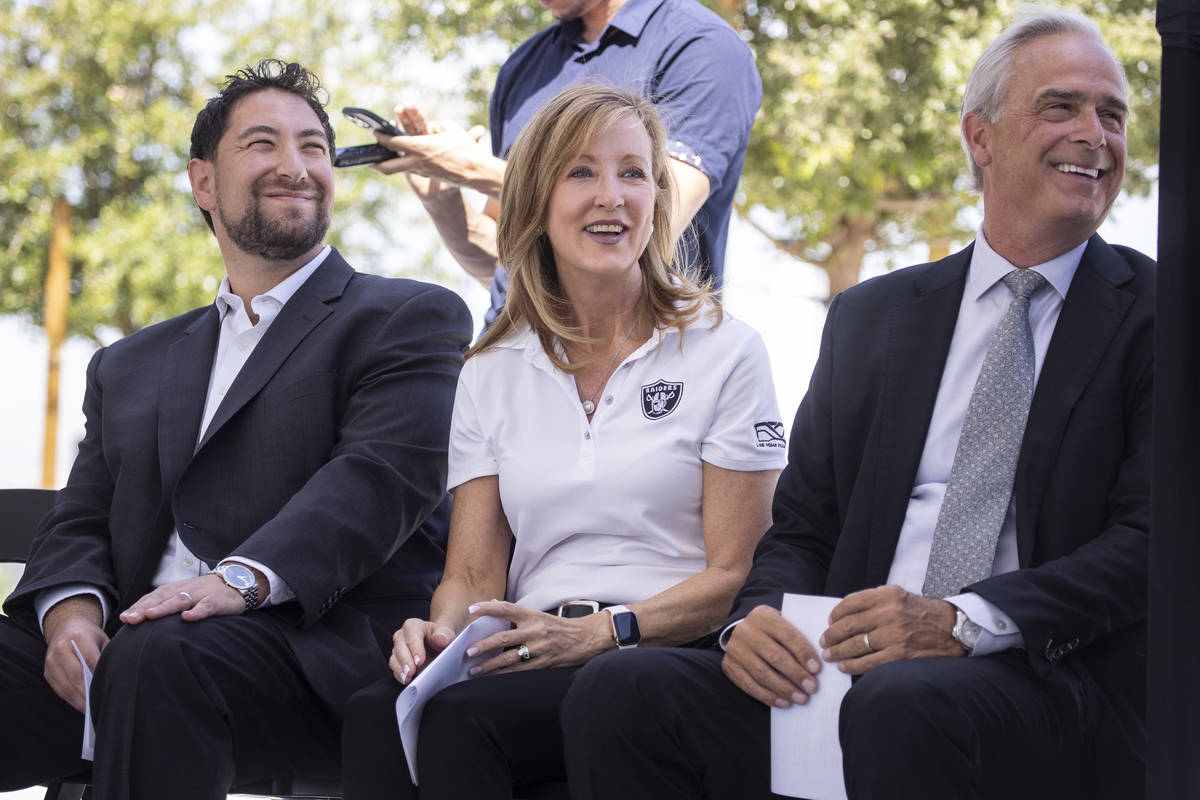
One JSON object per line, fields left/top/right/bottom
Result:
{"left": 36, "top": 585, "right": 110, "bottom": 633}
{"left": 947, "top": 592, "right": 1024, "bottom": 656}
{"left": 219, "top": 558, "right": 294, "bottom": 607}
{"left": 667, "top": 139, "right": 710, "bottom": 180}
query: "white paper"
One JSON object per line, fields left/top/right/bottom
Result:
{"left": 394, "top": 615, "right": 511, "bottom": 785}
{"left": 770, "top": 593, "right": 851, "bottom": 800}
{"left": 70, "top": 640, "right": 96, "bottom": 761}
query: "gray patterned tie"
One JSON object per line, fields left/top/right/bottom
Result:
{"left": 922, "top": 268, "right": 1047, "bottom": 599}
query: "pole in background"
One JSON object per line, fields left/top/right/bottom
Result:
{"left": 1149, "top": 1, "right": 1200, "bottom": 796}
{"left": 41, "top": 198, "right": 71, "bottom": 490}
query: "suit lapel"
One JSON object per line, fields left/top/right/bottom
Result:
{"left": 158, "top": 307, "right": 220, "bottom": 493}
{"left": 1015, "top": 235, "right": 1135, "bottom": 563}
{"left": 195, "top": 250, "right": 353, "bottom": 452}
{"left": 865, "top": 247, "right": 971, "bottom": 584}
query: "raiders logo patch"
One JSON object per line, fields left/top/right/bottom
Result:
{"left": 754, "top": 421, "right": 786, "bottom": 449}
{"left": 641, "top": 379, "right": 683, "bottom": 420}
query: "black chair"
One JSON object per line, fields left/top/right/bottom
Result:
{"left": 0, "top": 488, "right": 342, "bottom": 800}
{"left": 0, "top": 489, "right": 91, "bottom": 800}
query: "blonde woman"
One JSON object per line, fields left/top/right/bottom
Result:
{"left": 342, "top": 83, "right": 785, "bottom": 799}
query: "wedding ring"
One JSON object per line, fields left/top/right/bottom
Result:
{"left": 178, "top": 591, "right": 194, "bottom": 604}
{"left": 517, "top": 644, "right": 532, "bottom": 662}
{"left": 863, "top": 632, "right": 874, "bottom": 653}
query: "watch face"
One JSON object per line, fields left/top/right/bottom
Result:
{"left": 613, "top": 611, "right": 641, "bottom": 645}
{"left": 219, "top": 564, "right": 256, "bottom": 591}
{"left": 962, "top": 619, "right": 982, "bottom": 649}
{"left": 953, "top": 611, "right": 982, "bottom": 653}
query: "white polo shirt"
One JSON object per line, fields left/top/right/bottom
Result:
{"left": 448, "top": 308, "right": 788, "bottom": 612}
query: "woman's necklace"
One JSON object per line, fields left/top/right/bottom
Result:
{"left": 580, "top": 322, "right": 637, "bottom": 416}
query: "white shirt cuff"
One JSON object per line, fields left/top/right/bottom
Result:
{"left": 36, "top": 585, "right": 110, "bottom": 632}
{"left": 947, "top": 592, "right": 1024, "bottom": 656}
{"left": 218, "top": 558, "right": 295, "bottom": 607}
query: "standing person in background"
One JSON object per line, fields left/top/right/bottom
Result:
{"left": 373, "top": 0, "right": 762, "bottom": 327}
{"left": 0, "top": 60, "right": 472, "bottom": 799}
{"left": 341, "top": 83, "right": 784, "bottom": 799}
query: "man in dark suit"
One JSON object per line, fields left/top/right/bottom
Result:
{"left": 563, "top": 9, "right": 1150, "bottom": 799}
{"left": 0, "top": 60, "right": 472, "bottom": 798}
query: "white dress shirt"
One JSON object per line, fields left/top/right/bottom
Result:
{"left": 886, "top": 230, "right": 1085, "bottom": 654}
{"left": 36, "top": 246, "right": 331, "bottom": 627}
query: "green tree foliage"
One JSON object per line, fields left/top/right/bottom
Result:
{"left": 0, "top": 0, "right": 219, "bottom": 340}
{"left": 733, "top": 0, "right": 1159, "bottom": 295}
{"left": 0, "top": 0, "right": 1162, "bottom": 339}
{"left": 373, "top": 0, "right": 1159, "bottom": 297}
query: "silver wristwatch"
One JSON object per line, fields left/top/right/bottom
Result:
{"left": 951, "top": 608, "right": 982, "bottom": 655}
{"left": 214, "top": 562, "right": 261, "bottom": 610}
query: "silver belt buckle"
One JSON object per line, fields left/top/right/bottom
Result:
{"left": 557, "top": 599, "right": 600, "bottom": 617}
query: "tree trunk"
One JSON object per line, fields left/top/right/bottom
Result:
{"left": 824, "top": 216, "right": 874, "bottom": 301}
{"left": 42, "top": 198, "right": 71, "bottom": 489}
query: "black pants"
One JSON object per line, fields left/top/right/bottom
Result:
{"left": 562, "top": 647, "right": 1101, "bottom": 800}
{"left": 0, "top": 613, "right": 342, "bottom": 800}
{"left": 0, "top": 615, "right": 91, "bottom": 791}
{"left": 344, "top": 666, "right": 582, "bottom": 800}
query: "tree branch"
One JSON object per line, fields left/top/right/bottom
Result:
{"left": 735, "top": 206, "right": 827, "bottom": 266}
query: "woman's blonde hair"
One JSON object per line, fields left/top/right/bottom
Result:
{"left": 469, "top": 82, "right": 717, "bottom": 370}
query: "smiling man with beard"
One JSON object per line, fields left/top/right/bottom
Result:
{"left": 0, "top": 60, "right": 472, "bottom": 799}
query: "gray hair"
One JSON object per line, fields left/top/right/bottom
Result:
{"left": 960, "top": 5, "right": 1126, "bottom": 191}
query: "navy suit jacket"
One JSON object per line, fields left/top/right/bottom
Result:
{"left": 6, "top": 248, "right": 473, "bottom": 708}
{"left": 731, "top": 235, "right": 1153, "bottom": 796}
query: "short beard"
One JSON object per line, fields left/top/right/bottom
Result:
{"left": 218, "top": 179, "right": 329, "bottom": 261}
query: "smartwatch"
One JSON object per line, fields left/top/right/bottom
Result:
{"left": 215, "top": 562, "right": 261, "bottom": 611}
{"left": 951, "top": 608, "right": 982, "bottom": 655}
{"left": 606, "top": 605, "right": 641, "bottom": 650}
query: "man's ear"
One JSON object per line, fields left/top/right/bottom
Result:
{"left": 962, "top": 111, "right": 993, "bottom": 170}
{"left": 188, "top": 158, "right": 217, "bottom": 213}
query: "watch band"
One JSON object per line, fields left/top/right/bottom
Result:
{"left": 239, "top": 582, "right": 260, "bottom": 611}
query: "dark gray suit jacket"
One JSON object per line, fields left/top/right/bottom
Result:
{"left": 731, "top": 235, "right": 1153, "bottom": 798}
{"left": 6, "top": 248, "right": 473, "bottom": 708}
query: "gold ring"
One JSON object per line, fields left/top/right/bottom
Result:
{"left": 863, "top": 632, "right": 874, "bottom": 653}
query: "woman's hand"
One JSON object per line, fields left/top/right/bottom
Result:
{"left": 389, "top": 617, "right": 458, "bottom": 685}
{"left": 464, "top": 600, "right": 614, "bottom": 676}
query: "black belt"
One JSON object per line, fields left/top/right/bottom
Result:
{"left": 549, "top": 600, "right": 615, "bottom": 618}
